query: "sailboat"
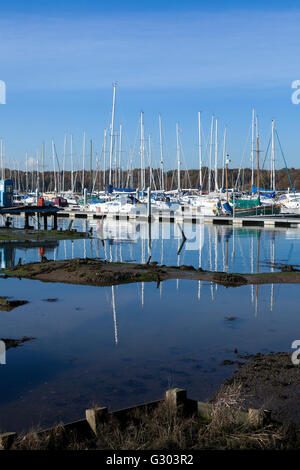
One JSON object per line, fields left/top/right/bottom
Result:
{"left": 223, "top": 119, "right": 280, "bottom": 217}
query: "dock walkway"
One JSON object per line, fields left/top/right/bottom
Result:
{"left": 56, "top": 206, "right": 300, "bottom": 228}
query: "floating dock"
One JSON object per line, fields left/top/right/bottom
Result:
{"left": 55, "top": 207, "right": 300, "bottom": 228}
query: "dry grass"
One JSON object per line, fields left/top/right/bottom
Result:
{"left": 196, "top": 381, "right": 297, "bottom": 450}
{"left": 95, "top": 401, "right": 200, "bottom": 450}
{"left": 10, "top": 383, "right": 300, "bottom": 450}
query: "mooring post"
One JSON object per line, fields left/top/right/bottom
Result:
{"left": 24, "top": 212, "right": 30, "bottom": 229}
{"left": 43, "top": 214, "right": 48, "bottom": 230}
{"left": 165, "top": 388, "right": 187, "bottom": 410}
{"left": 53, "top": 213, "right": 58, "bottom": 230}
{"left": 0, "top": 432, "right": 17, "bottom": 450}
{"left": 85, "top": 407, "right": 108, "bottom": 435}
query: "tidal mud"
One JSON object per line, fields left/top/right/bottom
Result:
{"left": 3, "top": 258, "right": 300, "bottom": 288}
{"left": 216, "top": 352, "right": 300, "bottom": 424}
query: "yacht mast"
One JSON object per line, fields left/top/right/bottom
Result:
{"left": 109, "top": 83, "right": 117, "bottom": 185}
{"left": 118, "top": 124, "right": 122, "bottom": 188}
{"left": 208, "top": 115, "right": 214, "bottom": 193}
{"left": 90, "top": 139, "right": 93, "bottom": 192}
{"left": 63, "top": 134, "right": 66, "bottom": 193}
{"left": 159, "top": 113, "right": 164, "bottom": 191}
{"left": 198, "top": 111, "right": 202, "bottom": 193}
{"left": 256, "top": 116, "right": 260, "bottom": 199}
{"left": 0, "top": 140, "right": 3, "bottom": 180}
{"left": 271, "top": 119, "right": 275, "bottom": 191}
{"left": 82, "top": 130, "right": 86, "bottom": 191}
{"left": 42, "top": 142, "right": 45, "bottom": 194}
{"left": 140, "top": 111, "right": 145, "bottom": 189}
{"left": 148, "top": 134, "right": 153, "bottom": 189}
{"left": 103, "top": 129, "right": 107, "bottom": 189}
{"left": 251, "top": 108, "right": 255, "bottom": 191}
{"left": 51, "top": 139, "right": 57, "bottom": 193}
{"left": 222, "top": 126, "right": 227, "bottom": 189}
{"left": 25, "top": 152, "right": 28, "bottom": 192}
{"left": 214, "top": 117, "right": 218, "bottom": 191}
{"left": 176, "top": 122, "right": 181, "bottom": 193}
{"left": 70, "top": 134, "right": 74, "bottom": 193}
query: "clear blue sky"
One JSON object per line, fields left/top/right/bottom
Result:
{"left": 0, "top": 0, "right": 300, "bottom": 172}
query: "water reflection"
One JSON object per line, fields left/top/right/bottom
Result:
{"left": 0, "top": 241, "right": 59, "bottom": 269}
{"left": 0, "top": 218, "right": 297, "bottom": 322}
{"left": 0, "top": 218, "right": 300, "bottom": 431}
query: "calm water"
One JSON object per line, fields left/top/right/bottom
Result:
{"left": 0, "top": 217, "right": 300, "bottom": 432}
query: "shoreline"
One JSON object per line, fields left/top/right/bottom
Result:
{"left": 2, "top": 258, "right": 300, "bottom": 287}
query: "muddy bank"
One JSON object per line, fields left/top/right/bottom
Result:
{"left": 2, "top": 258, "right": 300, "bottom": 287}
{"left": 216, "top": 352, "right": 300, "bottom": 424}
{"left": 0, "top": 227, "right": 90, "bottom": 242}
{"left": 0, "top": 296, "right": 29, "bottom": 311}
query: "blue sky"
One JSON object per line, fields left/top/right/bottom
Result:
{"left": 0, "top": 1, "right": 300, "bottom": 172}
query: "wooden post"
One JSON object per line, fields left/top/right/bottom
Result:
{"left": 0, "top": 432, "right": 17, "bottom": 450}
{"left": 85, "top": 407, "right": 108, "bottom": 435}
{"left": 24, "top": 212, "right": 30, "bottom": 229}
{"left": 53, "top": 213, "right": 58, "bottom": 230}
{"left": 165, "top": 388, "right": 187, "bottom": 410}
{"left": 43, "top": 214, "right": 48, "bottom": 230}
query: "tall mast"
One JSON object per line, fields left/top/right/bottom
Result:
{"left": 42, "top": 142, "right": 45, "bottom": 194}
{"left": 198, "top": 111, "right": 202, "bottom": 193}
{"left": 176, "top": 122, "right": 181, "bottom": 193}
{"left": 214, "top": 117, "right": 218, "bottom": 191}
{"left": 113, "top": 131, "right": 118, "bottom": 187}
{"left": 256, "top": 116, "right": 260, "bottom": 199}
{"left": 36, "top": 148, "right": 39, "bottom": 191}
{"left": 222, "top": 126, "right": 227, "bottom": 189}
{"left": 118, "top": 124, "right": 122, "bottom": 188}
{"left": 148, "top": 134, "right": 152, "bottom": 189}
{"left": 51, "top": 139, "right": 57, "bottom": 193}
{"left": 159, "top": 113, "right": 164, "bottom": 191}
{"left": 82, "top": 130, "right": 86, "bottom": 191}
{"left": 251, "top": 108, "right": 255, "bottom": 191}
{"left": 63, "top": 134, "right": 67, "bottom": 193}
{"left": 103, "top": 129, "right": 107, "bottom": 189}
{"left": 70, "top": 134, "right": 74, "bottom": 192}
{"left": 90, "top": 139, "right": 93, "bottom": 192}
{"left": 208, "top": 115, "right": 214, "bottom": 194}
{"left": 25, "top": 152, "right": 28, "bottom": 193}
{"left": 0, "top": 140, "right": 3, "bottom": 180}
{"left": 109, "top": 83, "right": 117, "bottom": 185}
{"left": 271, "top": 119, "right": 275, "bottom": 191}
{"left": 140, "top": 111, "right": 145, "bottom": 189}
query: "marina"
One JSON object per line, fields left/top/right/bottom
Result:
{"left": 2, "top": 0, "right": 300, "bottom": 450}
